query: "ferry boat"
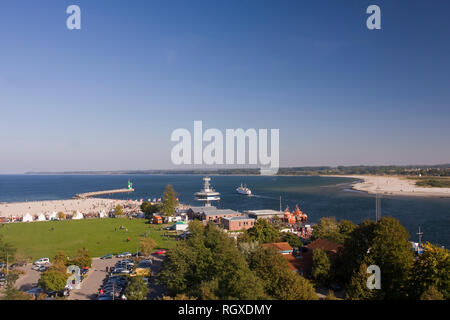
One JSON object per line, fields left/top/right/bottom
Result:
{"left": 236, "top": 183, "right": 252, "bottom": 195}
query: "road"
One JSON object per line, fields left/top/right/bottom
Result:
{"left": 15, "top": 264, "right": 42, "bottom": 292}
{"left": 147, "top": 255, "right": 166, "bottom": 299}
{"left": 69, "top": 257, "right": 120, "bottom": 300}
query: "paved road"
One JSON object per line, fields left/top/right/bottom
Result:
{"left": 69, "top": 257, "right": 120, "bottom": 300}
{"left": 15, "top": 264, "right": 42, "bottom": 292}
{"left": 148, "top": 255, "right": 166, "bottom": 299}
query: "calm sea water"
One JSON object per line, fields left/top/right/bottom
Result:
{"left": 0, "top": 174, "right": 449, "bottom": 247}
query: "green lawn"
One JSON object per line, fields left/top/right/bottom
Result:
{"left": 0, "top": 218, "right": 176, "bottom": 260}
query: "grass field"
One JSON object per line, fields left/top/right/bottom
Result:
{"left": 411, "top": 176, "right": 450, "bottom": 188}
{"left": 0, "top": 218, "right": 176, "bottom": 260}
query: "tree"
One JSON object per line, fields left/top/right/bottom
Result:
{"left": 1, "top": 288, "right": 33, "bottom": 300}
{"left": 38, "top": 269, "right": 68, "bottom": 292}
{"left": 140, "top": 237, "right": 157, "bottom": 256}
{"left": 125, "top": 277, "right": 149, "bottom": 300}
{"left": 114, "top": 205, "right": 124, "bottom": 216}
{"left": 336, "top": 219, "right": 377, "bottom": 284}
{"left": 249, "top": 247, "right": 317, "bottom": 300}
{"left": 311, "top": 248, "right": 331, "bottom": 286}
{"left": 0, "top": 235, "right": 17, "bottom": 265}
{"left": 369, "top": 217, "right": 414, "bottom": 299}
{"left": 281, "top": 232, "right": 302, "bottom": 248}
{"left": 161, "top": 185, "right": 178, "bottom": 216}
{"left": 242, "top": 219, "right": 280, "bottom": 244}
{"left": 410, "top": 242, "right": 450, "bottom": 299}
{"left": 345, "top": 261, "right": 376, "bottom": 300}
{"left": 53, "top": 251, "right": 69, "bottom": 267}
{"left": 70, "top": 248, "right": 92, "bottom": 268}
{"left": 419, "top": 285, "right": 444, "bottom": 300}
{"left": 141, "top": 201, "right": 163, "bottom": 219}
{"left": 57, "top": 212, "right": 66, "bottom": 220}
{"left": 312, "top": 217, "right": 354, "bottom": 244}
{"left": 158, "top": 222, "right": 266, "bottom": 300}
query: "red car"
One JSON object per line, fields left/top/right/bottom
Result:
{"left": 152, "top": 249, "right": 166, "bottom": 255}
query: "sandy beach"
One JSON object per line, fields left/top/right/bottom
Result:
{"left": 0, "top": 198, "right": 142, "bottom": 218}
{"left": 335, "top": 175, "right": 450, "bottom": 198}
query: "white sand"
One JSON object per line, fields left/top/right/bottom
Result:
{"left": 336, "top": 175, "right": 450, "bottom": 198}
{"left": 0, "top": 198, "right": 142, "bottom": 218}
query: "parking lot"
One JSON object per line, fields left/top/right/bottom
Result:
{"left": 69, "top": 257, "right": 120, "bottom": 300}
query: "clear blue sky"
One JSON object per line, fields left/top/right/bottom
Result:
{"left": 0, "top": 0, "right": 449, "bottom": 173}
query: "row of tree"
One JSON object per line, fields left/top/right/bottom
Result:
{"left": 309, "top": 216, "right": 449, "bottom": 300}
{"left": 157, "top": 221, "right": 317, "bottom": 300}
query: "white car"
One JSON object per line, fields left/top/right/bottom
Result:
{"left": 34, "top": 258, "right": 50, "bottom": 265}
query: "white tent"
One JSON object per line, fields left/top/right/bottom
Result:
{"left": 49, "top": 211, "right": 57, "bottom": 220}
{"left": 99, "top": 210, "right": 107, "bottom": 218}
{"left": 23, "top": 213, "right": 33, "bottom": 222}
{"left": 72, "top": 211, "right": 84, "bottom": 220}
{"left": 37, "top": 213, "right": 46, "bottom": 221}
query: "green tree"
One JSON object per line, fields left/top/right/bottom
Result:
{"left": 242, "top": 219, "right": 280, "bottom": 244}
{"left": 345, "top": 261, "right": 376, "bottom": 300}
{"left": 70, "top": 248, "right": 92, "bottom": 268}
{"left": 158, "top": 222, "right": 266, "bottom": 300}
{"left": 0, "top": 235, "right": 17, "bottom": 264}
{"left": 419, "top": 285, "right": 444, "bottom": 300}
{"left": 1, "top": 288, "right": 34, "bottom": 300}
{"left": 53, "top": 251, "right": 69, "bottom": 267}
{"left": 249, "top": 247, "right": 317, "bottom": 300}
{"left": 281, "top": 232, "right": 302, "bottom": 248}
{"left": 311, "top": 248, "right": 331, "bottom": 286}
{"left": 410, "top": 242, "right": 450, "bottom": 299}
{"left": 114, "top": 205, "right": 124, "bottom": 216}
{"left": 161, "top": 185, "right": 179, "bottom": 216}
{"left": 336, "top": 219, "right": 377, "bottom": 284}
{"left": 38, "top": 269, "right": 68, "bottom": 292}
{"left": 125, "top": 277, "right": 149, "bottom": 300}
{"left": 141, "top": 201, "right": 163, "bottom": 219}
{"left": 140, "top": 237, "right": 157, "bottom": 256}
{"left": 312, "top": 217, "right": 354, "bottom": 244}
{"left": 369, "top": 217, "right": 414, "bottom": 299}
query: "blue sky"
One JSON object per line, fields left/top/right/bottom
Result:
{"left": 0, "top": 0, "right": 449, "bottom": 173}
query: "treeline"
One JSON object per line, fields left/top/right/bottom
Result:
{"left": 157, "top": 217, "right": 450, "bottom": 300}
{"left": 26, "top": 164, "right": 450, "bottom": 176}
{"left": 157, "top": 220, "right": 317, "bottom": 300}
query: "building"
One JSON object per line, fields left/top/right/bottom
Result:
{"left": 290, "top": 238, "right": 343, "bottom": 276}
{"left": 188, "top": 206, "right": 242, "bottom": 223}
{"left": 246, "top": 209, "right": 285, "bottom": 220}
{"left": 222, "top": 216, "right": 256, "bottom": 231}
{"left": 262, "top": 242, "right": 293, "bottom": 255}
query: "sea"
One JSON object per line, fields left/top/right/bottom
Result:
{"left": 0, "top": 174, "right": 449, "bottom": 247}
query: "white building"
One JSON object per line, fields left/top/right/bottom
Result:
{"left": 37, "top": 213, "right": 47, "bottom": 221}
{"left": 72, "top": 211, "right": 84, "bottom": 220}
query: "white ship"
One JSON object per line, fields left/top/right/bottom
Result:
{"left": 236, "top": 183, "right": 252, "bottom": 195}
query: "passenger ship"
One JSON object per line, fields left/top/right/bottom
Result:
{"left": 236, "top": 183, "right": 252, "bottom": 195}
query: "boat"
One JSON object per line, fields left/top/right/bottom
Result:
{"left": 236, "top": 183, "right": 252, "bottom": 195}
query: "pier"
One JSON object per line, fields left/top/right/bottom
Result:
{"left": 73, "top": 188, "right": 135, "bottom": 199}
{"left": 73, "top": 180, "right": 135, "bottom": 199}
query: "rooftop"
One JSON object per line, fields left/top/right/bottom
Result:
{"left": 222, "top": 215, "right": 254, "bottom": 221}
{"left": 246, "top": 209, "right": 284, "bottom": 216}
{"left": 262, "top": 242, "right": 293, "bottom": 252}
{"left": 306, "top": 238, "right": 343, "bottom": 254}
{"left": 203, "top": 209, "right": 241, "bottom": 216}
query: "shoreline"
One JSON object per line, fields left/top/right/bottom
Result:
{"left": 325, "top": 174, "right": 450, "bottom": 198}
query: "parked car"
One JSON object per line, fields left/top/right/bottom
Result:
{"left": 32, "top": 265, "right": 48, "bottom": 272}
{"left": 0, "top": 262, "right": 7, "bottom": 269}
{"left": 34, "top": 257, "right": 50, "bottom": 265}
{"left": 116, "top": 252, "right": 132, "bottom": 258}
{"left": 132, "top": 252, "right": 143, "bottom": 257}
{"left": 152, "top": 249, "right": 166, "bottom": 255}
{"left": 101, "top": 254, "right": 113, "bottom": 259}
{"left": 26, "top": 287, "right": 44, "bottom": 296}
